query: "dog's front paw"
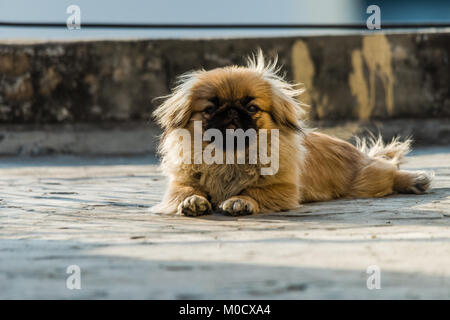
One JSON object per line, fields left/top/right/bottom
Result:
{"left": 178, "top": 195, "right": 212, "bottom": 217}
{"left": 219, "top": 196, "right": 259, "bottom": 216}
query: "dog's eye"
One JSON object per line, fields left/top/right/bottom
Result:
{"left": 204, "top": 106, "right": 215, "bottom": 114}
{"left": 248, "top": 105, "right": 259, "bottom": 113}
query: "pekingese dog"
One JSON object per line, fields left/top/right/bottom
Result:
{"left": 151, "top": 51, "right": 432, "bottom": 216}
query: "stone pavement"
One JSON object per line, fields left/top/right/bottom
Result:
{"left": 1, "top": 148, "right": 449, "bottom": 299}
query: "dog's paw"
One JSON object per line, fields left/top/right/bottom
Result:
{"left": 178, "top": 195, "right": 212, "bottom": 217}
{"left": 409, "top": 171, "right": 433, "bottom": 194}
{"left": 219, "top": 197, "right": 259, "bottom": 216}
{"left": 400, "top": 171, "right": 434, "bottom": 194}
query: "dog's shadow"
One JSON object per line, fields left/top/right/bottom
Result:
{"left": 194, "top": 187, "right": 450, "bottom": 227}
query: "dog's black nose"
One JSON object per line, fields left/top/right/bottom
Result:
{"left": 227, "top": 108, "right": 238, "bottom": 119}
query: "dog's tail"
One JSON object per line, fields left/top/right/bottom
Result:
{"left": 355, "top": 135, "right": 412, "bottom": 166}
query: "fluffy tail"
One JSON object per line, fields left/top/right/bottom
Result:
{"left": 355, "top": 135, "right": 412, "bottom": 166}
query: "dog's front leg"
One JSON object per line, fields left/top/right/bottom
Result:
{"left": 219, "top": 195, "right": 260, "bottom": 216}
{"left": 219, "top": 183, "right": 300, "bottom": 216}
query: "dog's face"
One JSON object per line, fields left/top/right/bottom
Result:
{"left": 153, "top": 53, "right": 305, "bottom": 137}
{"left": 189, "top": 68, "right": 275, "bottom": 134}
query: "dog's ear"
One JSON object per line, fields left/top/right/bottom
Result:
{"left": 152, "top": 71, "right": 202, "bottom": 130}
{"left": 270, "top": 91, "right": 304, "bottom": 132}
{"left": 247, "top": 49, "right": 307, "bottom": 132}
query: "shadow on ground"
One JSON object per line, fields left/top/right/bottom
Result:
{"left": 1, "top": 238, "right": 450, "bottom": 299}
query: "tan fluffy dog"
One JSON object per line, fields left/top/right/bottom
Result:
{"left": 151, "top": 51, "right": 432, "bottom": 216}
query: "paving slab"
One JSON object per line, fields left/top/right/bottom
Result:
{"left": 1, "top": 148, "right": 449, "bottom": 299}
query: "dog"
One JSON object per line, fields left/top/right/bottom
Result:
{"left": 151, "top": 51, "right": 433, "bottom": 216}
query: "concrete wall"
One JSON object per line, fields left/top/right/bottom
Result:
{"left": 0, "top": 32, "right": 449, "bottom": 154}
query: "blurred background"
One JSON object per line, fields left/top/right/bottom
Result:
{"left": 1, "top": 0, "right": 450, "bottom": 39}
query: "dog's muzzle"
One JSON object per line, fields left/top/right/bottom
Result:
{"left": 206, "top": 106, "right": 256, "bottom": 134}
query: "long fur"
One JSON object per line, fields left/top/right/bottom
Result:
{"left": 356, "top": 135, "right": 411, "bottom": 166}
{"left": 151, "top": 51, "right": 433, "bottom": 216}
